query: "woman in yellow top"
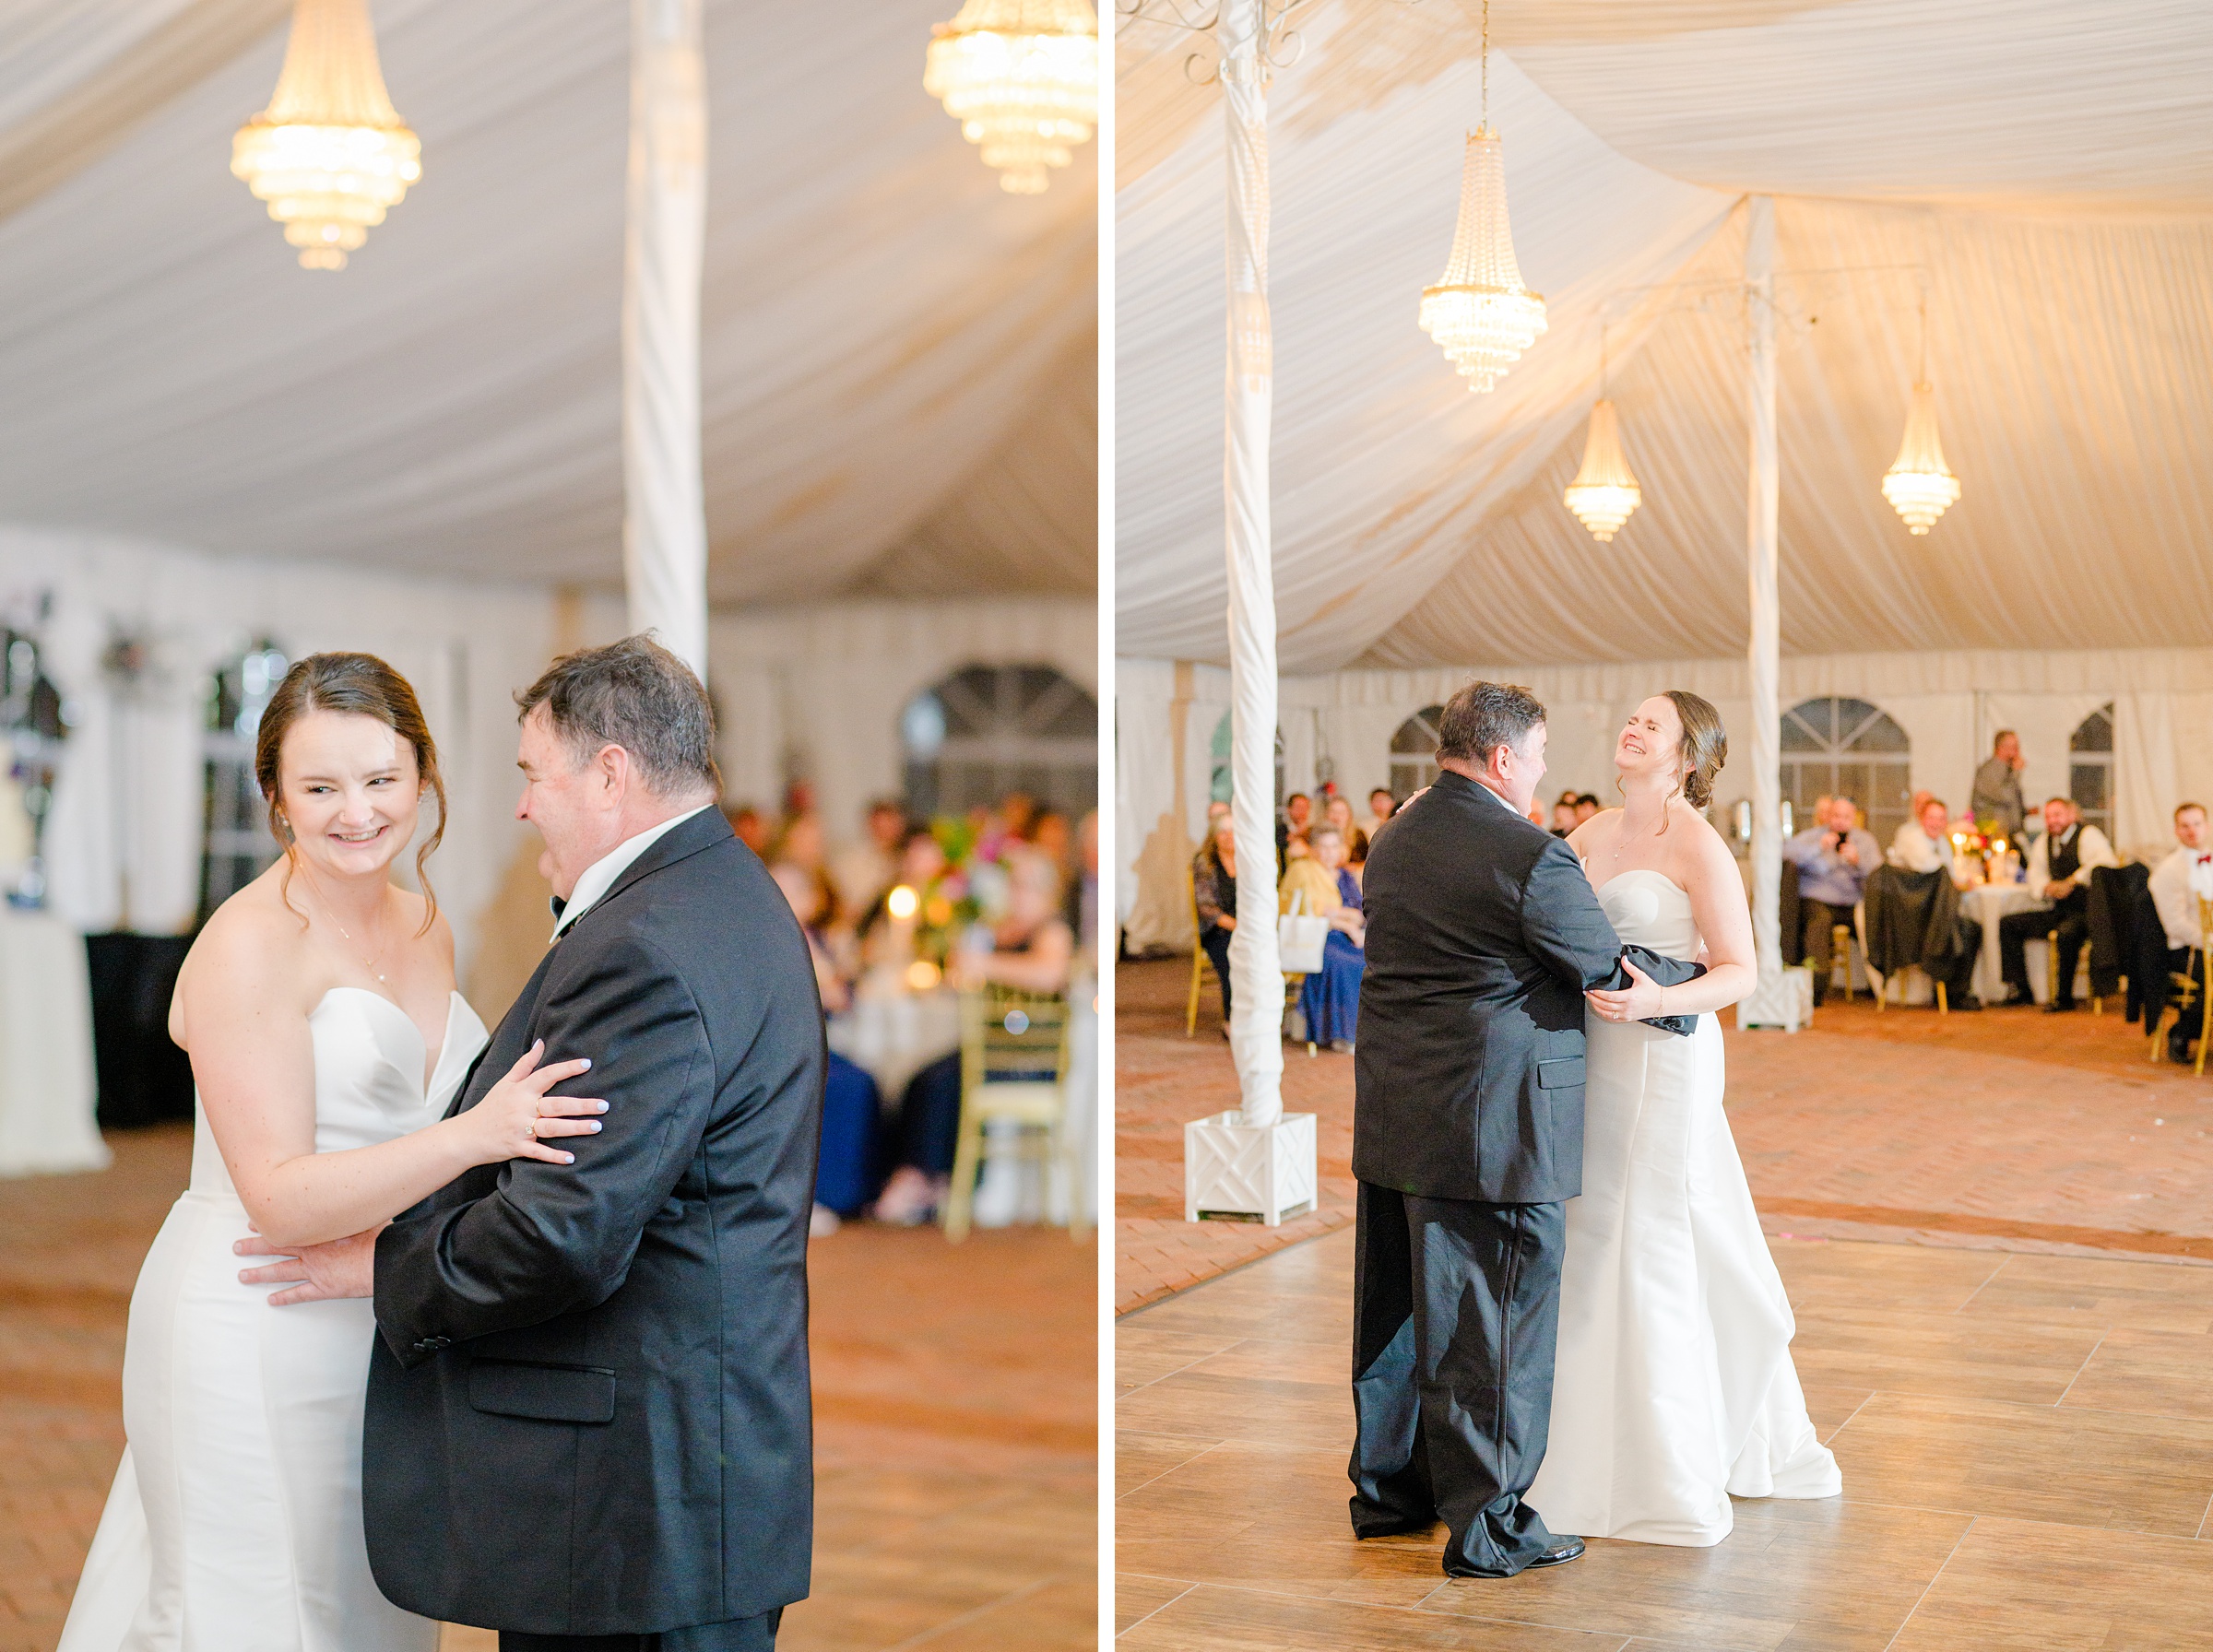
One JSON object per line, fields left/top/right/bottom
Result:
{"left": 1279, "top": 825, "right": 1366, "bottom": 1051}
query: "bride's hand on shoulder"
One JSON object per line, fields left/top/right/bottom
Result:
{"left": 456, "top": 1041, "right": 608, "bottom": 1167}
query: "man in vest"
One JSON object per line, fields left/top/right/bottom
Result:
{"left": 2149, "top": 802, "right": 2213, "bottom": 1061}
{"left": 1997, "top": 796, "right": 2118, "bottom": 1010}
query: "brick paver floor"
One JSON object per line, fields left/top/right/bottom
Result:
{"left": 1116, "top": 956, "right": 2213, "bottom": 1313}
{"left": 3, "top": 1127, "right": 1095, "bottom": 1652}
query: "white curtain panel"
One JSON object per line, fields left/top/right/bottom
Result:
{"left": 1116, "top": 0, "right": 2213, "bottom": 673}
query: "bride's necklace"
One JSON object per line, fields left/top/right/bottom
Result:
{"left": 1610, "top": 807, "right": 1663, "bottom": 859}
{"left": 302, "top": 871, "right": 392, "bottom": 984}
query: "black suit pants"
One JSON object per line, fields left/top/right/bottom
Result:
{"left": 1798, "top": 900, "right": 1856, "bottom": 1003}
{"left": 1348, "top": 1181, "right": 1567, "bottom": 1575}
{"left": 500, "top": 1610, "right": 779, "bottom": 1652}
{"left": 1200, "top": 924, "right": 1234, "bottom": 1020}
{"left": 2000, "top": 891, "right": 2089, "bottom": 1004}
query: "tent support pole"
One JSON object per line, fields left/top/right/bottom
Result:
{"left": 621, "top": 0, "right": 709, "bottom": 682}
{"left": 1185, "top": 0, "right": 1317, "bottom": 1227}
{"left": 1739, "top": 194, "right": 1798, "bottom": 1031}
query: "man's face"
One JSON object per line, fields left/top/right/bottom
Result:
{"left": 2178, "top": 808, "right": 2208, "bottom": 851}
{"left": 1287, "top": 796, "right": 1311, "bottom": 828}
{"left": 1997, "top": 735, "right": 2021, "bottom": 767}
{"left": 515, "top": 705, "right": 621, "bottom": 899}
{"left": 1495, "top": 725, "right": 1549, "bottom": 815}
{"left": 2044, "top": 798, "right": 2076, "bottom": 835}
{"left": 869, "top": 806, "right": 905, "bottom": 850}
{"left": 1573, "top": 797, "right": 1597, "bottom": 824}
{"left": 1370, "top": 790, "right": 1394, "bottom": 820}
{"left": 1921, "top": 802, "right": 1949, "bottom": 839}
{"left": 1828, "top": 799, "right": 1858, "bottom": 833}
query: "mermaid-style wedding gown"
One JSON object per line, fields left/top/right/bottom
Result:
{"left": 59, "top": 986, "right": 489, "bottom": 1651}
{"left": 1528, "top": 869, "right": 1840, "bottom": 1545}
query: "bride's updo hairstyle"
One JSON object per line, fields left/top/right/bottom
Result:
{"left": 254, "top": 652, "right": 446, "bottom": 931}
{"left": 1662, "top": 689, "right": 1728, "bottom": 812}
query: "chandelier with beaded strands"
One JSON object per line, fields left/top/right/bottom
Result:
{"left": 924, "top": 0, "right": 1099, "bottom": 195}
{"left": 1881, "top": 289, "right": 1962, "bottom": 534}
{"left": 231, "top": 0, "right": 420, "bottom": 270}
{"left": 1418, "top": 0, "right": 1544, "bottom": 393}
{"left": 1563, "top": 332, "right": 1641, "bottom": 540}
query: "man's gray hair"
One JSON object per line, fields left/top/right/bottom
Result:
{"left": 1436, "top": 680, "right": 1545, "bottom": 767}
{"left": 516, "top": 634, "right": 719, "bottom": 796}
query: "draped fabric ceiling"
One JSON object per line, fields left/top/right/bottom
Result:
{"left": 1116, "top": 0, "right": 2213, "bottom": 673}
{"left": 0, "top": 0, "right": 1096, "bottom": 602}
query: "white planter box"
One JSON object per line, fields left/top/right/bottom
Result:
{"left": 1184, "top": 1109, "right": 1318, "bottom": 1226}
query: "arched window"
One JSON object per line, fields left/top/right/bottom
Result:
{"left": 2069, "top": 703, "right": 2114, "bottom": 842}
{"left": 199, "top": 641, "right": 289, "bottom": 921}
{"left": 1780, "top": 696, "right": 1912, "bottom": 847}
{"left": 1208, "top": 711, "right": 1284, "bottom": 808}
{"left": 1389, "top": 704, "right": 1446, "bottom": 798}
{"left": 900, "top": 663, "right": 1095, "bottom": 821}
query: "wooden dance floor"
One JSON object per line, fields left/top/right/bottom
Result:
{"left": 1117, "top": 1223, "right": 2213, "bottom": 1648}
{"left": 0, "top": 1125, "right": 1095, "bottom": 1652}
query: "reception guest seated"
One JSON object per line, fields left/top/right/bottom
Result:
{"left": 723, "top": 802, "right": 771, "bottom": 856}
{"left": 1549, "top": 789, "right": 1580, "bottom": 836}
{"left": 2149, "top": 801, "right": 2213, "bottom": 1061}
{"left": 1323, "top": 793, "right": 1368, "bottom": 876}
{"left": 1882, "top": 796, "right": 1984, "bottom": 1008}
{"left": 1889, "top": 795, "right": 1969, "bottom": 881}
{"left": 1361, "top": 787, "right": 1396, "bottom": 845}
{"left": 1280, "top": 824, "right": 1364, "bottom": 1052}
{"left": 875, "top": 854, "right": 1074, "bottom": 1225}
{"left": 770, "top": 861, "right": 877, "bottom": 1232}
{"left": 1785, "top": 795, "right": 1880, "bottom": 1005}
{"left": 1191, "top": 816, "right": 1239, "bottom": 1025}
{"left": 1573, "top": 792, "right": 1601, "bottom": 827}
{"left": 832, "top": 797, "right": 907, "bottom": 917}
{"left": 1280, "top": 791, "right": 1313, "bottom": 866}
{"left": 1998, "top": 796, "right": 2118, "bottom": 1010}
{"left": 1972, "top": 729, "right": 2028, "bottom": 842}
{"left": 858, "top": 824, "right": 950, "bottom": 957}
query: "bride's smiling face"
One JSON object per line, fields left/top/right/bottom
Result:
{"left": 275, "top": 711, "right": 422, "bottom": 882}
{"left": 1615, "top": 697, "right": 1686, "bottom": 786}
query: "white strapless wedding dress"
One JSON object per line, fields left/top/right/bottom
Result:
{"left": 59, "top": 987, "right": 489, "bottom": 1652}
{"left": 1527, "top": 869, "right": 1840, "bottom": 1546}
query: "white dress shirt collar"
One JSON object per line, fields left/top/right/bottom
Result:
{"left": 550, "top": 805, "right": 713, "bottom": 938}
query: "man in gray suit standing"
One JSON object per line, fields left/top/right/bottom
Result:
{"left": 1348, "top": 680, "right": 1697, "bottom": 1578}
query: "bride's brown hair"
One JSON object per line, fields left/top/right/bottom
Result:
{"left": 254, "top": 652, "right": 445, "bottom": 933}
{"left": 1662, "top": 690, "right": 1728, "bottom": 812}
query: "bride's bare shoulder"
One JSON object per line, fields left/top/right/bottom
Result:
{"left": 1669, "top": 803, "right": 1740, "bottom": 888}
{"left": 172, "top": 870, "right": 321, "bottom": 1036}
{"left": 1565, "top": 807, "right": 1624, "bottom": 856}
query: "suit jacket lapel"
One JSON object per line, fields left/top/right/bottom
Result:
{"left": 445, "top": 941, "right": 564, "bottom": 1119}
{"left": 573, "top": 807, "right": 736, "bottom": 934}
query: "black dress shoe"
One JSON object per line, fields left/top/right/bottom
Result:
{"left": 1442, "top": 1535, "right": 1585, "bottom": 1577}
{"left": 2043, "top": 998, "right": 2078, "bottom": 1014}
{"left": 1952, "top": 994, "right": 1983, "bottom": 1010}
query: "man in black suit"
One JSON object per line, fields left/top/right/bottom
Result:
{"left": 1349, "top": 680, "right": 1693, "bottom": 1577}
{"left": 245, "top": 637, "right": 822, "bottom": 1649}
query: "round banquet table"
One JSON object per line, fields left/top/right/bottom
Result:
{"left": 0, "top": 908, "right": 109, "bottom": 1177}
{"left": 1960, "top": 881, "right": 2071, "bottom": 1005}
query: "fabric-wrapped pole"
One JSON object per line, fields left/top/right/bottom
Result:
{"left": 1221, "top": 0, "right": 1284, "bottom": 1126}
{"left": 621, "top": 0, "right": 709, "bottom": 682}
{"left": 1740, "top": 194, "right": 1793, "bottom": 1028}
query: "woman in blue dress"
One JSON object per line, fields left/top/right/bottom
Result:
{"left": 1280, "top": 823, "right": 1366, "bottom": 1051}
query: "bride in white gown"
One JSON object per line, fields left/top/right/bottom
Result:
{"left": 1526, "top": 690, "right": 1840, "bottom": 1546}
{"left": 58, "top": 653, "right": 607, "bottom": 1652}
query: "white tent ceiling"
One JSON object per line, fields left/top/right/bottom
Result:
{"left": 0, "top": 0, "right": 1097, "bottom": 604}
{"left": 1115, "top": 0, "right": 2213, "bottom": 673}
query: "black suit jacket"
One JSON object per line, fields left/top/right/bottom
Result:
{"left": 1353, "top": 772, "right": 1696, "bottom": 1204}
{"left": 363, "top": 808, "right": 824, "bottom": 1635}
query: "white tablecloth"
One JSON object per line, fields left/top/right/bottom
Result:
{"left": 1961, "top": 881, "right": 2078, "bottom": 1005}
{"left": 0, "top": 909, "right": 108, "bottom": 1177}
{"left": 827, "top": 982, "right": 961, "bottom": 1103}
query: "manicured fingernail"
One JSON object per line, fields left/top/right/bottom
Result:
{"left": 562, "top": 1152, "right": 575, "bottom": 1162}
{"left": 589, "top": 1121, "right": 602, "bottom": 1131}
{"left": 595, "top": 1102, "right": 609, "bottom": 1113}
{"left": 579, "top": 1058, "right": 591, "bottom": 1069}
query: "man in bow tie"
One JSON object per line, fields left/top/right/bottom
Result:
{"left": 2150, "top": 801, "right": 2213, "bottom": 1063}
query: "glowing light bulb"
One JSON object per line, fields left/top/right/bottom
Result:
{"left": 905, "top": 960, "right": 942, "bottom": 991}
{"left": 886, "top": 884, "right": 920, "bottom": 921}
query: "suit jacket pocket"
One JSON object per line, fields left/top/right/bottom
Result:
{"left": 1536, "top": 1056, "right": 1585, "bottom": 1091}
{"left": 467, "top": 1359, "right": 617, "bottom": 1424}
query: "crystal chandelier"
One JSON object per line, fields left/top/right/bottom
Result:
{"left": 231, "top": 0, "right": 420, "bottom": 270}
{"left": 1881, "top": 293, "right": 1961, "bottom": 533}
{"left": 1564, "top": 399, "right": 1641, "bottom": 541}
{"left": 925, "top": 0, "right": 1098, "bottom": 195}
{"left": 1418, "top": 1, "right": 1544, "bottom": 392}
